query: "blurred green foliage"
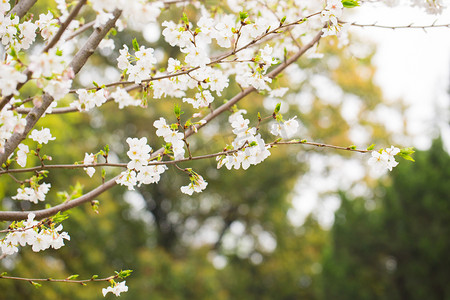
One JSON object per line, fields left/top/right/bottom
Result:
{"left": 321, "top": 138, "right": 450, "bottom": 300}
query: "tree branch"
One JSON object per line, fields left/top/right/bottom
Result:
{"left": 8, "top": 0, "right": 37, "bottom": 19}
{"left": 0, "top": 175, "right": 118, "bottom": 221}
{"left": 0, "top": 9, "right": 122, "bottom": 165}
{"left": 42, "top": 0, "right": 88, "bottom": 53}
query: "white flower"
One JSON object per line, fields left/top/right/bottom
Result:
{"left": 182, "top": 44, "right": 210, "bottom": 68}
{"left": 16, "top": 144, "right": 29, "bottom": 167}
{"left": 12, "top": 183, "right": 51, "bottom": 204}
{"left": 269, "top": 87, "right": 289, "bottom": 98}
{"left": 126, "top": 137, "right": 151, "bottom": 171}
{"left": 282, "top": 117, "right": 299, "bottom": 138}
{"left": 182, "top": 90, "right": 214, "bottom": 109}
{"left": 0, "top": 240, "right": 19, "bottom": 255}
{"left": 30, "top": 231, "right": 52, "bottom": 252}
{"left": 83, "top": 153, "right": 96, "bottom": 177}
{"left": 102, "top": 281, "right": 128, "bottom": 297}
{"left": 180, "top": 174, "right": 208, "bottom": 195}
{"left": 368, "top": 146, "right": 401, "bottom": 172}
{"left": 270, "top": 117, "right": 299, "bottom": 139}
{"left": 116, "top": 170, "right": 138, "bottom": 190}
{"left": 48, "top": 224, "right": 70, "bottom": 249}
{"left": 29, "top": 128, "right": 56, "bottom": 144}
{"left": 137, "top": 165, "right": 167, "bottom": 185}
{"left": 117, "top": 45, "right": 131, "bottom": 70}
{"left": 111, "top": 87, "right": 141, "bottom": 109}
{"left": 153, "top": 117, "right": 172, "bottom": 138}
{"left": 44, "top": 78, "right": 72, "bottom": 100}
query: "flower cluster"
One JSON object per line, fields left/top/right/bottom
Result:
{"left": 0, "top": 62, "right": 28, "bottom": 97}
{"left": 83, "top": 153, "right": 97, "bottom": 177}
{"left": 12, "top": 182, "right": 51, "bottom": 204}
{"left": 29, "top": 127, "right": 56, "bottom": 144}
{"left": 180, "top": 170, "right": 208, "bottom": 195}
{"left": 0, "top": 213, "right": 70, "bottom": 256}
{"left": 270, "top": 117, "right": 300, "bottom": 139}
{"left": 111, "top": 87, "right": 142, "bottom": 109}
{"left": 320, "top": 0, "right": 347, "bottom": 37}
{"left": 16, "top": 144, "right": 29, "bottom": 167}
{"left": 116, "top": 137, "right": 168, "bottom": 190}
{"left": 117, "top": 45, "right": 158, "bottom": 84}
{"left": 368, "top": 146, "right": 400, "bottom": 172}
{"left": 71, "top": 89, "right": 108, "bottom": 111}
{"left": 153, "top": 117, "right": 186, "bottom": 160}
{"left": 0, "top": 106, "right": 26, "bottom": 153}
{"left": 217, "top": 111, "right": 271, "bottom": 170}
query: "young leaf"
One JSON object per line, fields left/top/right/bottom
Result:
{"left": 132, "top": 38, "right": 140, "bottom": 52}
{"left": 181, "top": 13, "right": 189, "bottom": 24}
{"left": 66, "top": 274, "right": 79, "bottom": 280}
{"left": 239, "top": 11, "right": 249, "bottom": 22}
{"left": 398, "top": 147, "right": 415, "bottom": 162}
{"left": 116, "top": 269, "right": 133, "bottom": 279}
{"left": 366, "top": 143, "right": 376, "bottom": 151}
{"left": 341, "top": 0, "right": 360, "bottom": 8}
{"left": 274, "top": 103, "right": 281, "bottom": 113}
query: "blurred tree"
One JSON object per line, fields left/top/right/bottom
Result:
{"left": 321, "top": 138, "right": 450, "bottom": 300}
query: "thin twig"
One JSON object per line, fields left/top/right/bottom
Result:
{"left": 0, "top": 274, "right": 117, "bottom": 284}
{"left": 347, "top": 21, "right": 450, "bottom": 30}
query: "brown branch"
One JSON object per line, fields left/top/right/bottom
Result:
{"left": 8, "top": 0, "right": 37, "bottom": 19}
{"left": 346, "top": 21, "right": 450, "bottom": 30}
{"left": 64, "top": 20, "right": 95, "bottom": 41}
{"left": 42, "top": 0, "right": 88, "bottom": 53}
{"left": 0, "top": 175, "right": 118, "bottom": 221}
{"left": 0, "top": 274, "right": 117, "bottom": 284}
{"left": 0, "top": 9, "right": 122, "bottom": 166}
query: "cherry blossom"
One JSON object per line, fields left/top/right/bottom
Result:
{"left": 102, "top": 281, "right": 128, "bottom": 297}
{"left": 29, "top": 128, "right": 56, "bottom": 144}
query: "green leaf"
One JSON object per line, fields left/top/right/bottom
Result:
{"left": 116, "top": 270, "right": 133, "bottom": 279}
{"left": 91, "top": 275, "right": 99, "bottom": 280}
{"left": 9, "top": 46, "right": 17, "bottom": 59}
{"left": 398, "top": 147, "right": 415, "bottom": 162}
{"left": 280, "top": 16, "right": 286, "bottom": 25}
{"left": 174, "top": 104, "right": 181, "bottom": 118}
{"left": 132, "top": 38, "right": 140, "bottom": 52}
{"left": 66, "top": 274, "right": 79, "bottom": 280}
{"left": 300, "top": 139, "right": 307, "bottom": 143}
{"left": 341, "top": 0, "right": 360, "bottom": 8}
{"left": 239, "top": 11, "right": 249, "bottom": 22}
{"left": 349, "top": 145, "right": 356, "bottom": 150}
{"left": 274, "top": 102, "right": 281, "bottom": 113}
{"left": 1, "top": 272, "right": 7, "bottom": 276}
{"left": 31, "top": 281, "right": 42, "bottom": 288}
{"left": 366, "top": 143, "right": 376, "bottom": 151}
{"left": 104, "top": 144, "right": 109, "bottom": 156}
{"left": 52, "top": 211, "right": 69, "bottom": 224}
{"left": 181, "top": 13, "right": 189, "bottom": 24}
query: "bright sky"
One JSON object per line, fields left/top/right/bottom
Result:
{"left": 290, "top": 2, "right": 450, "bottom": 229}
{"left": 349, "top": 3, "right": 450, "bottom": 150}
